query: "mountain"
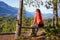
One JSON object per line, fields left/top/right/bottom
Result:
{"left": 0, "top": 1, "right": 18, "bottom": 17}
{"left": 0, "top": 1, "right": 60, "bottom": 18}
{"left": 25, "top": 11, "right": 60, "bottom": 18}
{"left": 42, "top": 13, "right": 53, "bottom": 18}
{"left": 25, "top": 11, "right": 34, "bottom": 18}
{"left": 25, "top": 11, "right": 53, "bottom": 18}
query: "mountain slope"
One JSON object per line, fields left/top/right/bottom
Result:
{"left": 0, "top": 1, "right": 18, "bottom": 17}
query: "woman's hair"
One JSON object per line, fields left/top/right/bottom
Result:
{"left": 36, "top": 9, "right": 41, "bottom": 13}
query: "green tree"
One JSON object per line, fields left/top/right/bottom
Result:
{"left": 53, "top": 0, "right": 58, "bottom": 28}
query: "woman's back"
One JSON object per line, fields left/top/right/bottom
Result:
{"left": 34, "top": 12, "right": 43, "bottom": 24}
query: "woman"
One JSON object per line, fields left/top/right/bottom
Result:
{"left": 31, "top": 9, "right": 44, "bottom": 36}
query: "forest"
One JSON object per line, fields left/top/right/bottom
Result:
{"left": 0, "top": 12, "right": 60, "bottom": 34}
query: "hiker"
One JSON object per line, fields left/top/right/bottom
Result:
{"left": 30, "top": 9, "right": 44, "bottom": 36}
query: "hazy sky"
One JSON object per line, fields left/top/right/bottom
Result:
{"left": 0, "top": 0, "right": 19, "bottom": 7}
{"left": 0, "top": 0, "right": 53, "bottom": 14}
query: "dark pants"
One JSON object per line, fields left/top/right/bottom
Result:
{"left": 31, "top": 24, "right": 44, "bottom": 36}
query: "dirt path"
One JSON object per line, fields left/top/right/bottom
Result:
{"left": 0, "top": 29, "right": 46, "bottom": 40}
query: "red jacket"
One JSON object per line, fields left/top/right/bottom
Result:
{"left": 34, "top": 13, "right": 43, "bottom": 24}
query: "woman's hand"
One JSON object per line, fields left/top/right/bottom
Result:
{"left": 30, "top": 24, "right": 34, "bottom": 28}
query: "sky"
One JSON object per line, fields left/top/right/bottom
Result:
{"left": 0, "top": 0, "right": 53, "bottom": 14}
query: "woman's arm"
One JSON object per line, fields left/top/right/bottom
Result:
{"left": 31, "top": 13, "right": 37, "bottom": 26}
